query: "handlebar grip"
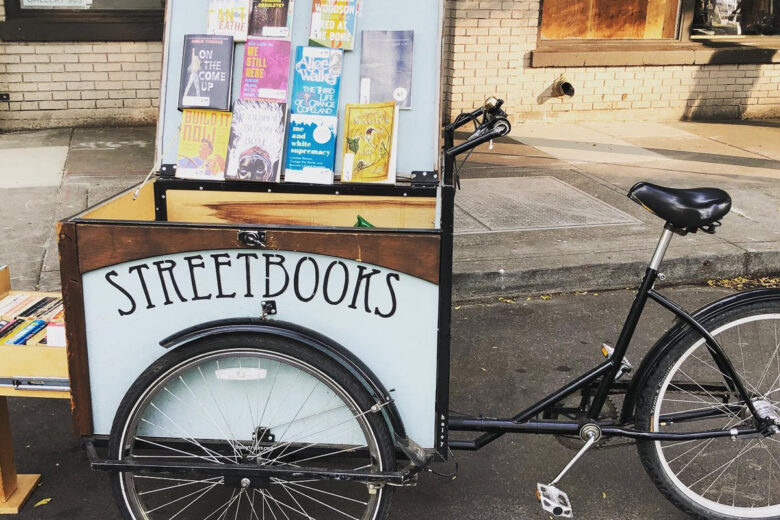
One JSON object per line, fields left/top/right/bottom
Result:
{"left": 445, "top": 121, "right": 511, "bottom": 158}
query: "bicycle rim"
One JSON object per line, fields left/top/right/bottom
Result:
{"left": 115, "top": 348, "right": 388, "bottom": 520}
{"left": 653, "top": 313, "right": 780, "bottom": 518}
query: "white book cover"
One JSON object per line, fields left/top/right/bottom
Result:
{"left": 208, "top": 0, "right": 251, "bottom": 42}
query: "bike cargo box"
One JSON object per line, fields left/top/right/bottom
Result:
{"left": 58, "top": 0, "right": 452, "bottom": 457}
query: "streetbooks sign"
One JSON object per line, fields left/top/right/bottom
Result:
{"left": 21, "top": 0, "right": 89, "bottom": 7}
{"left": 82, "top": 250, "right": 440, "bottom": 449}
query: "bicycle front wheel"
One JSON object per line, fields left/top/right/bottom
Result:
{"left": 109, "top": 333, "right": 396, "bottom": 520}
{"left": 637, "top": 297, "right": 780, "bottom": 520}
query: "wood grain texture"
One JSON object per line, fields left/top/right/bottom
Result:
{"left": 76, "top": 224, "right": 441, "bottom": 284}
{"left": 594, "top": 0, "right": 647, "bottom": 38}
{"left": 0, "top": 397, "right": 17, "bottom": 503}
{"left": 80, "top": 182, "right": 156, "bottom": 222}
{"left": 541, "top": 0, "right": 589, "bottom": 39}
{"left": 165, "top": 190, "right": 437, "bottom": 229}
{"left": 0, "top": 267, "right": 10, "bottom": 299}
{"left": 0, "top": 345, "right": 69, "bottom": 380}
{"left": 58, "top": 221, "right": 93, "bottom": 436}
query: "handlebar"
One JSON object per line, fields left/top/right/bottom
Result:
{"left": 444, "top": 97, "right": 511, "bottom": 159}
{"left": 442, "top": 96, "right": 511, "bottom": 186}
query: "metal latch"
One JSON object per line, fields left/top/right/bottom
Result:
{"left": 238, "top": 230, "right": 267, "bottom": 248}
{"left": 0, "top": 377, "right": 70, "bottom": 392}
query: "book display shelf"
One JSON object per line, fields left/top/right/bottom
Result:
{"left": 0, "top": 266, "right": 70, "bottom": 514}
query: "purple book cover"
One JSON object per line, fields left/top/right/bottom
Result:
{"left": 240, "top": 37, "right": 291, "bottom": 102}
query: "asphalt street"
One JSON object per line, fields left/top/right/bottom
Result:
{"left": 8, "top": 285, "right": 733, "bottom": 519}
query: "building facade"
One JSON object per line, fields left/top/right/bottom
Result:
{"left": 0, "top": 0, "right": 778, "bottom": 130}
{"left": 0, "top": 0, "right": 163, "bottom": 130}
{"left": 444, "top": 0, "right": 780, "bottom": 123}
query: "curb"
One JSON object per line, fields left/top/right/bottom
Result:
{"left": 452, "top": 249, "right": 780, "bottom": 302}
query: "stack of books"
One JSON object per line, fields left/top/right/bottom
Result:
{"left": 0, "top": 294, "right": 66, "bottom": 347}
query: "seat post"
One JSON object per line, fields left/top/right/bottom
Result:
{"left": 649, "top": 224, "right": 675, "bottom": 271}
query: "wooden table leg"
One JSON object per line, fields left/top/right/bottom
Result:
{"left": 0, "top": 397, "right": 40, "bottom": 515}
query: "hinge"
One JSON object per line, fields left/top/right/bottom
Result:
{"left": 411, "top": 170, "right": 439, "bottom": 187}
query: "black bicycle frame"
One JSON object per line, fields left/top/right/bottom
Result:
{"left": 442, "top": 112, "right": 767, "bottom": 451}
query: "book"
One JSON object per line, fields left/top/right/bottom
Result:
{"left": 18, "top": 297, "right": 54, "bottom": 318}
{"left": 225, "top": 99, "right": 287, "bottom": 182}
{"left": 341, "top": 102, "right": 397, "bottom": 184}
{"left": 290, "top": 46, "right": 343, "bottom": 117}
{"left": 248, "top": 0, "right": 294, "bottom": 40}
{"left": 26, "top": 328, "right": 48, "bottom": 346}
{"left": 0, "top": 294, "right": 25, "bottom": 317}
{"left": 5, "top": 320, "right": 46, "bottom": 346}
{"left": 360, "top": 30, "right": 414, "bottom": 110}
{"left": 0, "top": 319, "right": 20, "bottom": 339}
{"left": 34, "top": 298, "right": 62, "bottom": 319}
{"left": 178, "top": 35, "right": 234, "bottom": 111}
{"left": 309, "top": 0, "right": 359, "bottom": 50}
{"left": 207, "top": 0, "right": 251, "bottom": 41}
{"left": 285, "top": 114, "right": 338, "bottom": 184}
{"left": 240, "top": 38, "right": 291, "bottom": 102}
{"left": 0, "top": 320, "right": 29, "bottom": 343}
{"left": 42, "top": 303, "right": 64, "bottom": 322}
{"left": 2, "top": 295, "right": 35, "bottom": 320}
{"left": 47, "top": 321, "right": 67, "bottom": 347}
{"left": 176, "top": 109, "right": 233, "bottom": 180}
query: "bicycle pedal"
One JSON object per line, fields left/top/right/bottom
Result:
{"left": 536, "top": 483, "right": 573, "bottom": 518}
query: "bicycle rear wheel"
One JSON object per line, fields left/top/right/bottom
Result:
{"left": 637, "top": 298, "right": 780, "bottom": 519}
{"left": 109, "top": 333, "right": 396, "bottom": 520}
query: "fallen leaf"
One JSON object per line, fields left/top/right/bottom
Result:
{"left": 602, "top": 492, "right": 607, "bottom": 499}
{"left": 540, "top": 295, "right": 552, "bottom": 300}
{"left": 498, "top": 297, "right": 516, "bottom": 304}
{"left": 34, "top": 498, "right": 52, "bottom": 508}
{"left": 593, "top": 293, "right": 599, "bottom": 296}
{"left": 454, "top": 306, "right": 462, "bottom": 310}
{"left": 481, "top": 367, "right": 487, "bottom": 372}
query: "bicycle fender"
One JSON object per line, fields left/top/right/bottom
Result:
{"left": 159, "top": 317, "right": 408, "bottom": 443}
{"left": 622, "top": 288, "right": 780, "bottom": 423}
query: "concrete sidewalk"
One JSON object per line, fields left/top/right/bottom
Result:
{"left": 1, "top": 120, "right": 779, "bottom": 298}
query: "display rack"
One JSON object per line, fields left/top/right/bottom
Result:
{"left": 0, "top": 266, "right": 70, "bottom": 514}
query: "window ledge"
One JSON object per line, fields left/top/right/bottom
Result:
{"left": 0, "top": 15, "right": 163, "bottom": 42}
{"left": 531, "top": 42, "right": 780, "bottom": 67}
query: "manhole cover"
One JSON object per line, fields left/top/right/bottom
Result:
{"left": 455, "top": 176, "right": 640, "bottom": 234}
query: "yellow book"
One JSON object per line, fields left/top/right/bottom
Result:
{"left": 176, "top": 109, "right": 233, "bottom": 181}
{"left": 341, "top": 102, "right": 396, "bottom": 184}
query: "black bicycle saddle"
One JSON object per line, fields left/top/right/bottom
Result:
{"left": 628, "top": 182, "right": 731, "bottom": 232}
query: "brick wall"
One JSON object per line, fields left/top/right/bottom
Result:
{"left": 445, "top": 0, "right": 780, "bottom": 123}
{"left": 0, "top": 42, "right": 161, "bottom": 130}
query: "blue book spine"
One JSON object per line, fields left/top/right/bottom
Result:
{"left": 6, "top": 319, "right": 46, "bottom": 345}
{"left": 285, "top": 114, "right": 338, "bottom": 184}
{"left": 290, "top": 46, "right": 343, "bottom": 117}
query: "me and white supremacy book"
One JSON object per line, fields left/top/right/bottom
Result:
{"left": 239, "top": 38, "right": 291, "bottom": 102}
{"left": 225, "top": 99, "right": 287, "bottom": 182}
{"left": 290, "top": 46, "right": 343, "bottom": 117}
{"left": 360, "top": 30, "right": 414, "bottom": 109}
{"left": 309, "top": 0, "right": 359, "bottom": 50}
{"left": 178, "top": 35, "right": 234, "bottom": 111}
{"left": 341, "top": 102, "right": 397, "bottom": 184}
{"left": 207, "top": 0, "right": 251, "bottom": 41}
{"left": 249, "top": 0, "right": 295, "bottom": 40}
{"left": 285, "top": 114, "right": 338, "bottom": 184}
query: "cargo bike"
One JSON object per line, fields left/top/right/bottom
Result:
{"left": 51, "top": 1, "right": 780, "bottom": 520}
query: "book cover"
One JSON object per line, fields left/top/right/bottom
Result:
{"left": 240, "top": 38, "right": 291, "bottom": 102}
{"left": 360, "top": 30, "right": 414, "bottom": 109}
{"left": 207, "top": 0, "right": 251, "bottom": 41}
{"left": 178, "top": 35, "right": 234, "bottom": 111}
{"left": 309, "top": 0, "right": 359, "bottom": 50}
{"left": 249, "top": 0, "right": 294, "bottom": 40}
{"left": 290, "top": 46, "right": 343, "bottom": 117}
{"left": 1, "top": 320, "right": 29, "bottom": 343}
{"left": 47, "top": 321, "right": 67, "bottom": 347}
{"left": 176, "top": 109, "right": 233, "bottom": 180}
{"left": 225, "top": 99, "right": 287, "bottom": 182}
{"left": 341, "top": 102, "right": 396, "bottom": 184}
{"left": 285, "top": 114, "right": 338, "bottom": 184}
{"left": 6, "top": 320, "right": 46, "bottom": 345}
{"left": 2, "top": 295, "right": 35, "bottom": 320}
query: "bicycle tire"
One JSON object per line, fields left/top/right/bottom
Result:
{"left": 636, "top": 298, "right": 780, "bottom": 519}
{"left": 108, "top": 333, "right": 396, "bottom": 520}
